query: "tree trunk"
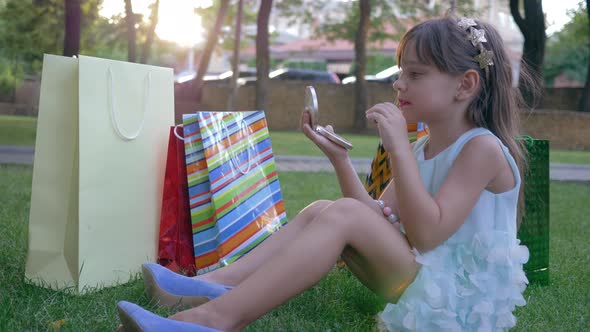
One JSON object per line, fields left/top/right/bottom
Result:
{"left": 510, "top": 0, "right": 546, "bottom": 108}
{"left": 353, "top": 0, "right": 370, "bottom": 131}
{"left": 227, "top": 0, "right": 243, "bottom": 111}
{"left": 449, "top": 0, "right": 457, "bottom": 14}
{"left": 256, "top": 0, "right": 273, "bottom": 111}
{"left": 193, "top": 0, "right": 230, "bottom": 101}
{"left": 63, "top": 0, "right": 80, "bottom": 57}
{"left": 124, "top": 0, "right": 137, "bottom": 63}
{"left": 140, "top": 0, "right": 159, "bottom": 64}
{"left": 578, "top": 0, "right": 590, "bottom": 112}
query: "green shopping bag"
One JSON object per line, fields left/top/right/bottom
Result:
{"left": 518, "top": 137, "right": 550, "bottom": 285}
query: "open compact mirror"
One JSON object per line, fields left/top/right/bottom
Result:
{"left": 304, "top": 86, "right": 353, "bottom": 150}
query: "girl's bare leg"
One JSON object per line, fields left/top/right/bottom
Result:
{"left": 171, "top": 198, "right": 420, "bottom": 331}
{"left": 198, "top": 200, "right": 333, "bottom": 286}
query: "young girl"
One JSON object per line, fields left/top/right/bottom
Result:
{"left": 118, "top": 16, "right": 530, "bottom": 331}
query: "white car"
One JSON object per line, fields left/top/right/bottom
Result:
{"left": 342, "top": 65, "right": 401, "bottom": 84}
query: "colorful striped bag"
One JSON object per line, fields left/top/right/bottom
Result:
{"left": 182, "top": 111, "right": 287, "bottom": 274}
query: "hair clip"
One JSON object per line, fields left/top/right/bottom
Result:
{"left": 467, "top": 28, "right": 487, "bottom": 47}
{"left": 457, "top": 17, "right": 477, "bottom": 29}
{"left": 475, "top": 49, "right": 494, "bottom": 69}
{"left": 457, "top": 17, "right": 494, "bottom": 70}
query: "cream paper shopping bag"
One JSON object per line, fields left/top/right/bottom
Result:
{"left": 26, "top": 54, "right": 173, "bottom": 293}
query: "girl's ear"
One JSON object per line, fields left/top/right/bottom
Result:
{"left": 455, "top": 69, "right": 480, "bottom": 101}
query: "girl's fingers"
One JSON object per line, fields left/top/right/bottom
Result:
{"left": 366, "top": 110, "right": 387, "bottom": 123}
{"left": 367, "top": 102, "right": 401, "bottom": 117}
{"left": 301, "top": 110, "right": 311, "bottom": 129}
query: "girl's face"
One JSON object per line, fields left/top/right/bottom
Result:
{"left": 393, "top": 41, "right": 463, "bottom": 124}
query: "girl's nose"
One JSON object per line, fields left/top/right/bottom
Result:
{"left": 392, "top": 78, "right": 405, "bottom": 92}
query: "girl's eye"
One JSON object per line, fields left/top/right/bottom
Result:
{"left": 399, "top": 69, "right": 421, "bottom": 79}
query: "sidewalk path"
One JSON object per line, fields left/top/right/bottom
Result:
{"left": 0, "top": 146, "right": 33, "bottom": 165}
{"left": 1, "top": 146, "right": 589, "bottom": 182}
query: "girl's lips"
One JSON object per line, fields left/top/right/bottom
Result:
{"left": 398, "top": 99, "right": 411, "bottom": 107}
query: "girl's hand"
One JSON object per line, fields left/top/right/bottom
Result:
{"left": 365, "top": 103, "right": 408, "bottom": 154}
{"left": 301, "top": 110, "right": 348, "bottom": 162}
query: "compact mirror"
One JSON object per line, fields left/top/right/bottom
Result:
{"left": 304, "top": 86, "right": 353, "bottom": 150}
{"left": 305, "top": 85, "right": 319, "bottom": 129}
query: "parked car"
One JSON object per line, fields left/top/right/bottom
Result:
{"left": 341, "top": 65, "right": 401, "bottom": 84}
{"left": 175, "top": 68, "right": 257, "bottom": 85}
{"left": 238, "top": 68, "right": 341, "bottom": 86}
{"left": 213, "top": 68, "right": 257, "bottom": 84}
{"left": 269, "top": 68, "right": 341, "bottom": 83}
{"left": 175, "top": 71, "right": 219, "bottom": 84}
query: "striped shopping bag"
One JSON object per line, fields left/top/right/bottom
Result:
{"left": 182, "top": 111, "right": 287, "bottom": 274}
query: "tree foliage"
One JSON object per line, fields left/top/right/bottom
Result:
{"left": 0, "top": 0, "right": 183, "bottom": 95}
{"left": 0, "top": 0, "right": 64, "bottom": 94}
{"left": 275, "top": 0, "right": 479, "bottom": 47}
{"left": 195, "top": 0, "right": 259, "bottom": 53}
{"left": 544, "top": 2, "right": 588, "bottom": 86}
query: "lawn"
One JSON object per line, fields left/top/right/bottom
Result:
{"left": 0, "top": 165, "right": 589, "bottom": 331}
{"left": 0, "top": 115, "right": 589, "bottom": 164}
{"left": 0, "top": 115, "right": 37, "bottom": 146}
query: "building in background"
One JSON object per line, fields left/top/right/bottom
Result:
{"left": 239, "top": 0, "right": 524, "bottom": 83}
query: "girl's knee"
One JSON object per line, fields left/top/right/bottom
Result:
{"left": 296, "top": 200, "right": 332, "bottom": 227}
{"left": 317, "top": 198, "right": 368, "bottom": 228}
{"left": 303, "top": 200, "right": 332, "bottom": 215}
{"left": 332, "top": 198, "right": 367, "bottom": 214}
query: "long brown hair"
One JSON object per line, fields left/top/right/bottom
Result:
{"left": 397, "top": 16, "right": 535, "bottom": 223}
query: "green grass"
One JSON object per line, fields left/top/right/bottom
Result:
{"left": 1, "top": 165, "right": 589, "bottom": 330}
{"left": 0, "top": 114, "right": 589, "bottom": 164}
{"left": 0, "top": 115, "right": 37, "bottom": 146}
{"left": 269, "top": 130, "right": 381, "bottom": 159}
{"left": 549, "top": 150, "right": 590, "bottom": 165}
{"left": 270, "top": 131, "right": 590, "bottom": 165}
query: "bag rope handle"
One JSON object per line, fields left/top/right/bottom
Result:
{"left": 107, "top": 67, "right": 152, "bottom": 141}
{"left": 173, "top": 124, "right": 188, "bottom": 141}
{"left": 220, "top": 117, "right": 253, "bottom": 175}
{"left": 518, "top": 135, "right": 535, "bottom": 148}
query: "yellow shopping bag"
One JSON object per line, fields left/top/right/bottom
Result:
{"left": 25, "top": 54, "right": 174, "bottom": 293}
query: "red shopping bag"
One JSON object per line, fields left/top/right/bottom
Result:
{"left": 157, "top": 126, "right": 196, "bottom": 276}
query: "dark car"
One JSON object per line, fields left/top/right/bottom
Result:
{"left": 238, "top": 68, "right": 341, "bottom": 86}
{"left": 270, "top": 68, "right": 341, "bottom": 83}
{"left": 269, "top": 68, "right": 341, "bottom": 83}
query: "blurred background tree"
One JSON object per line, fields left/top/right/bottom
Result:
{"left": 510, "top": 0, "right": 546, "bottom": 107}
{"left": 275, "top": 0, "right": 478, "bottom": 131}
{"left": 544, "top": 2, "right": 588, "bottom": 87}
{"left": 580, "top": 0, "right": 590, "bottom": 112}
{"left": 0, "top": 0, "right": 181, "bottom": 98}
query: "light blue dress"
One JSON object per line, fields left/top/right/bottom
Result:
{"left": 380, "top": 128, "right": 529, "bottom": 331}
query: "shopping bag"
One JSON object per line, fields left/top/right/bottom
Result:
{"left": 518, "top": 136, "right": 550, "bottom": 285}
{"left": 183, "top": 111, "right": 287, "bottom": 274}
{"left": 157, "top": 126, "right": 196, "bottom": 276}
{"left": 26, "top": 54, "right": 173, "bottom": 293}
{"left": 365, "top": 122, "right": 429, "bottom": 198}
